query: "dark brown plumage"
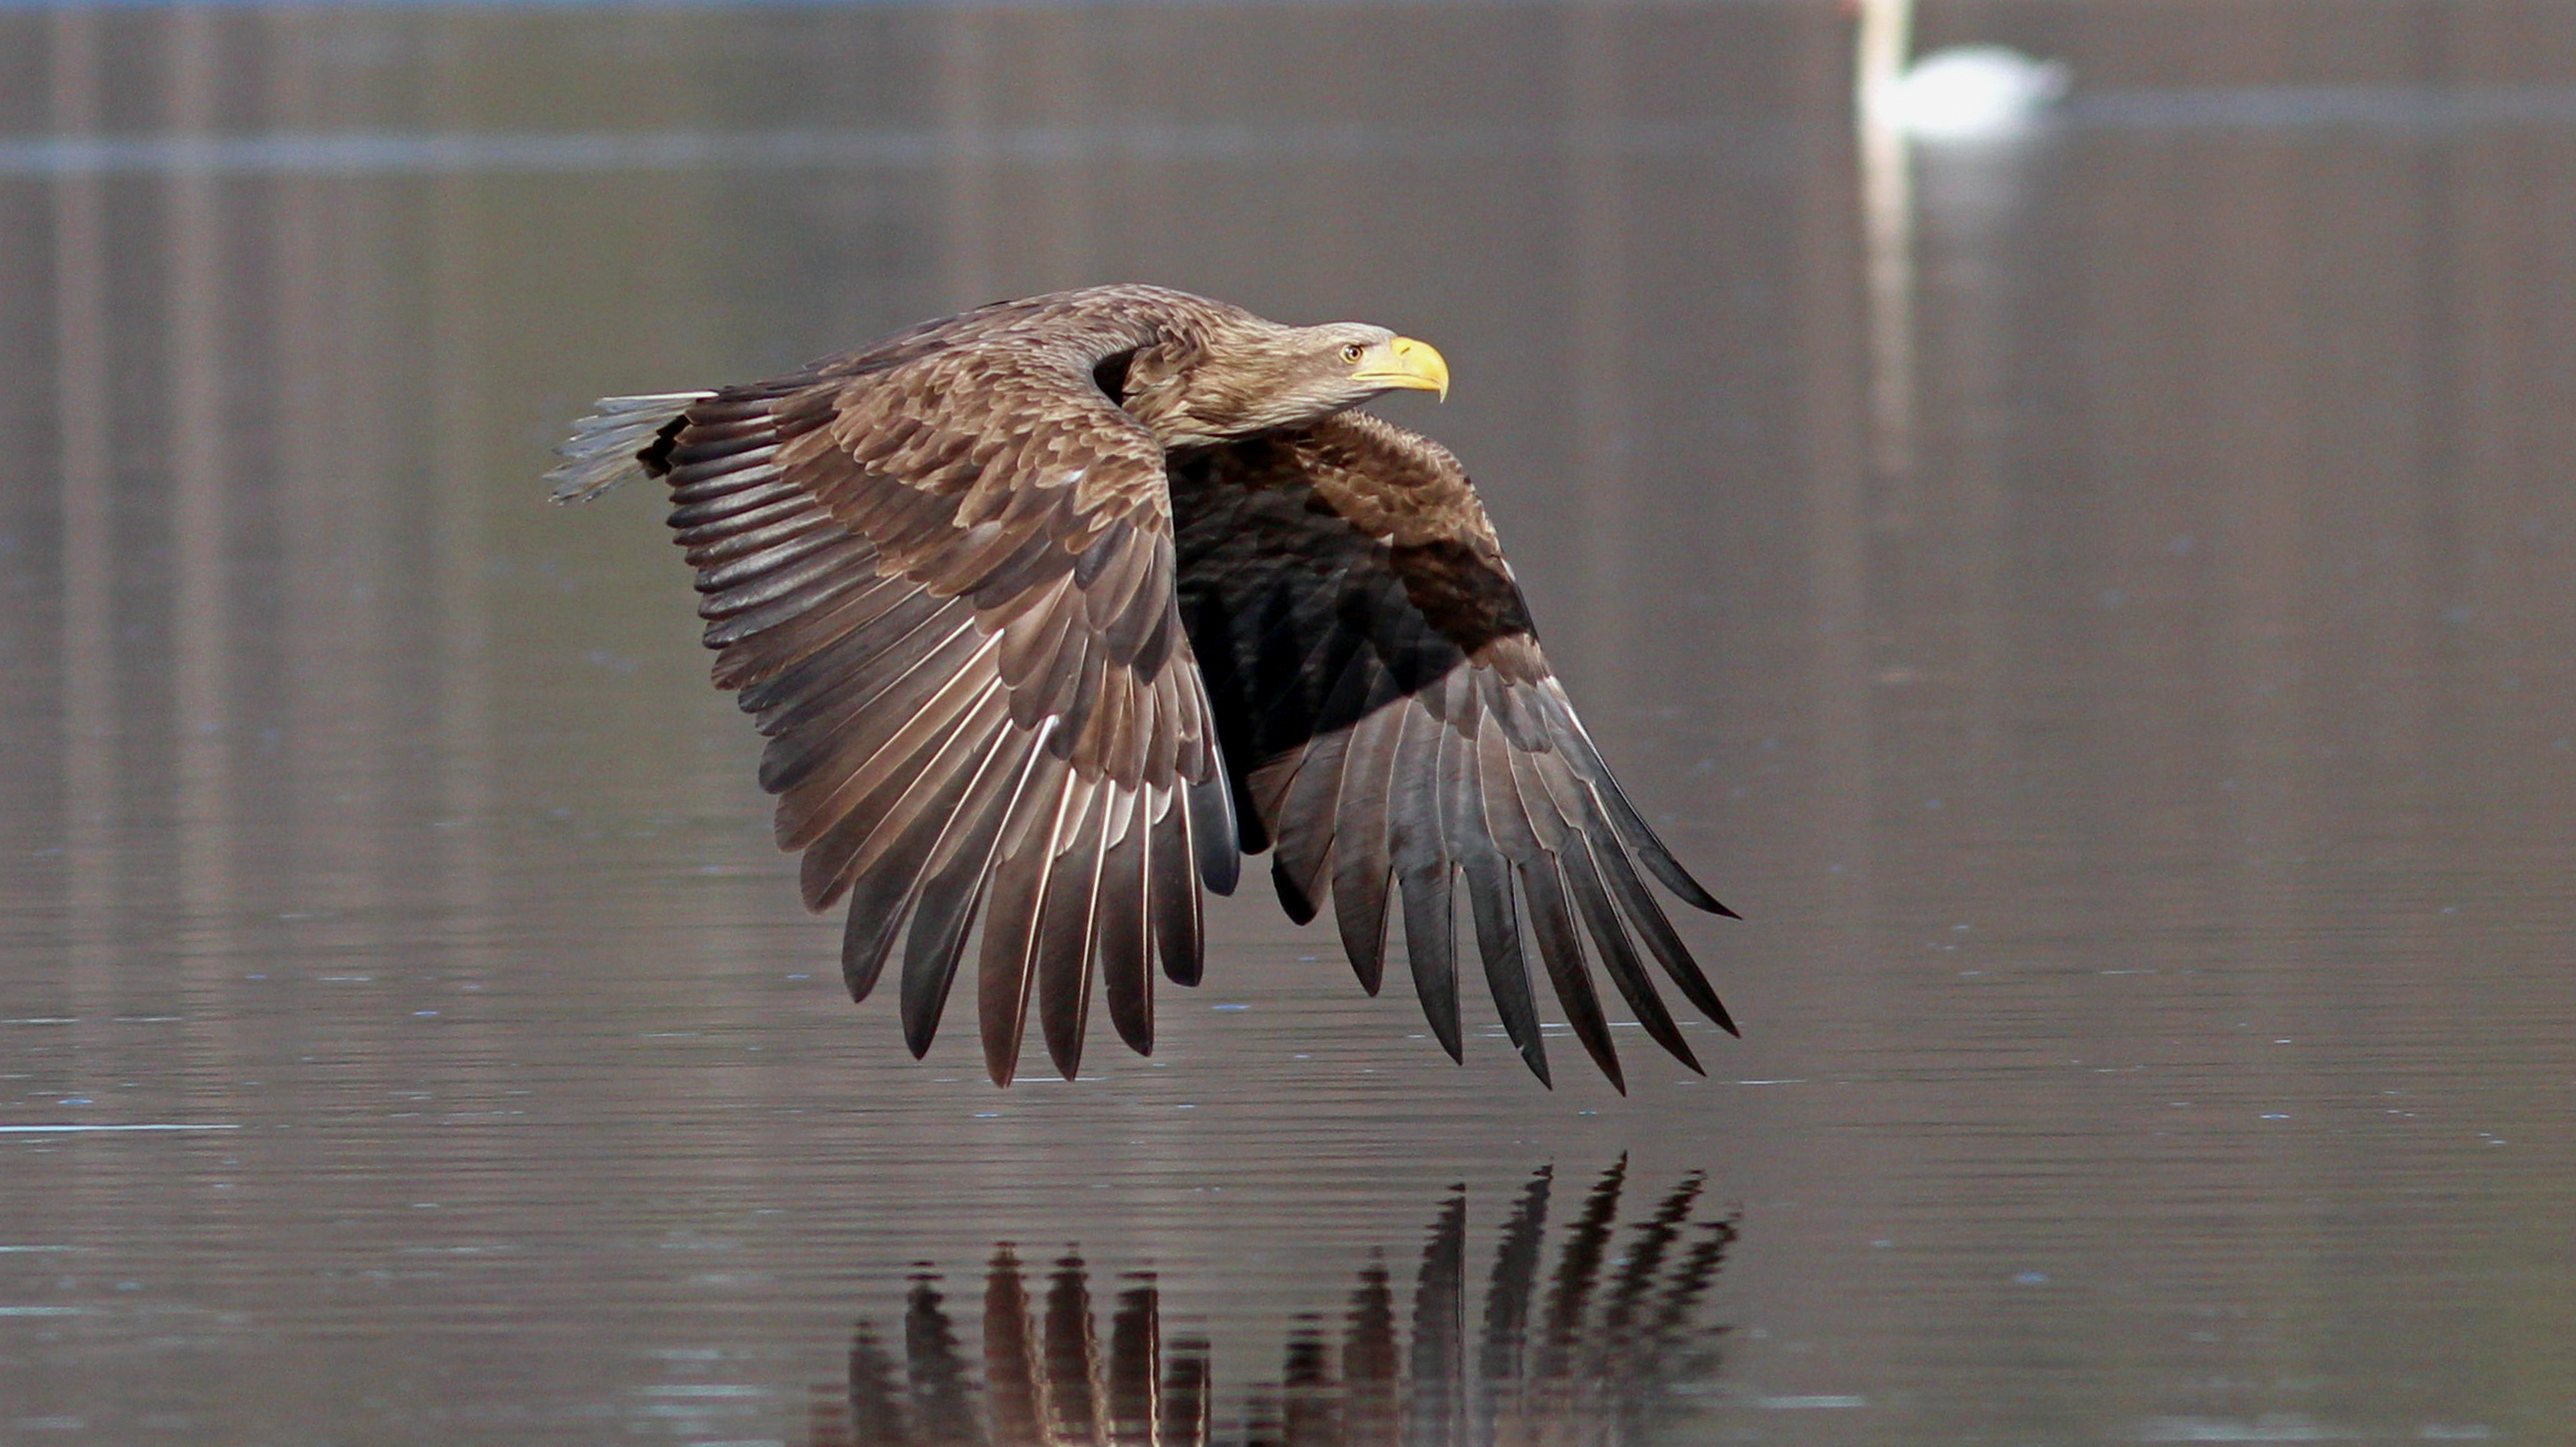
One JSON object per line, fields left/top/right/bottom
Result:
{"left": 549, "top": 284, "right": 1735, "bottom": 1089}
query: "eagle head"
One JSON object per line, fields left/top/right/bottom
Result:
{"left": 1120, "top": 318, "right": 1450, "bottom": 447}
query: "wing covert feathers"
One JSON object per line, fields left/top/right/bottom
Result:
{"left": 1173, "top": 412, "right": 1735, "bottom": 1089}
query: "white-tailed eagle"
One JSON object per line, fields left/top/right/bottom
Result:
{"left": 550, "top": 284, "right": 1736, "bottom": 1089}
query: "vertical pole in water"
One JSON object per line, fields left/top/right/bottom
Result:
{"left": 53, "top": 4, "right": 116, "bottom": 1079}
{"left": 167, "top": 6, "right": 236, "bottom": 971}
{"left": 1565, "top": 1, "right": 1633, "bottom": 715}
{"left": 1792, "top": 1, "right": 1889, "bottom": 947}
{"left": 424, "top": 6, "right": 501, "bottom": 1041}
{"left": 936, "top": 6, "right": 997, "bottom": 309}
{"left": 1854, "top": 0, "right": 1917, "bottom": 489}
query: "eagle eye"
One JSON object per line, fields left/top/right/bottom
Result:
{"left": 1339, "top": 341, "right": 1367, "bottom": 364}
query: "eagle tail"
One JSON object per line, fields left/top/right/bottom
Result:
{"left": 545, "top": 391, "right": 715, "bottom": 503}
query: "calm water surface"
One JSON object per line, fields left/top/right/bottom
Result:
{"left": 2, "top": 3, "right": 2572, "bottom": 1443}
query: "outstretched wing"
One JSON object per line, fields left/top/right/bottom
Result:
{"left": 552, "top": 292, "right": 1239, "bottom": 1086}
{"left": 1171, "top": 413, "right": 1735, "bottom": 1090}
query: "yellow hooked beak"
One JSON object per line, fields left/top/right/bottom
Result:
{"left": 1352, "top": 335, "right": 1450, "bottom": 402}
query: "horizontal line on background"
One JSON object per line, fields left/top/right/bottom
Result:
{"left": 0, "top": 1123, "right": 241, "bottom": 1133}
{"left": 0, "top": 122, "right": 1769, "bottom": 177}
{"left": 2070, "top": 84, "right": 2576, "bottom": 130}
{"left": 7, "top": 84, "right": 2572, "bottom": 177}
{"left": 0, "top": 0, "right": 1683, "bottom": 12}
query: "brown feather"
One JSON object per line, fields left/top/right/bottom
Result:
{"left": 776, "top": 623, "right": 995, "bottom": 863}
{"left": 975, "top": 839, "right": 1049, "bottom": 1087}
{"left": 901, "top": 736, "right": 1049, "bottom": 1056}
{"left": 1387, "top": 702, "right": 1460, "bottom": 1059}
{"left": 1037, "top": 781, "right": 1113, "bottom": 1081}
{"left": 1520, "top": 859, "right": 1625, "bottom": 1093}
{"left": 1325, "top": 711, "right": 1402, "bottom": 996}
{"left": 1098, "top": 789, "right": 1155, "bottom": 1056}
{"left": 1560, "top": 832, "right": 1700, "bottom": 1076}
{"left": 1442, "top": 709, "right": 1548, "bottom": 1084}
{"left": 1147, "top": 787, "right": 1203, "bottom": 988}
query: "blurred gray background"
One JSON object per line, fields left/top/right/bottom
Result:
{"left": 2, "top": 3, "right": 2571, "bottom": 1443}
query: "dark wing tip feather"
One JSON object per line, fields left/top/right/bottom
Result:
{"left": 1563, "top": 724, "right": 1734, "bottom": 918}
{"left": 844, "top": 896, "right": 904, "bottom": 1003}
{"left": 1188, "top": 773, "right": 1240, "bottom": 895}
{"left": 900, "top": 871, "right": 982, "bottom": 1058}
{"left": 1271, "top": 859, "right": 1320, "bottom": 925}
{"left": 1098, "top": 802, "right": 1156, "bottom": 1058}
{"left": 1148, "top": 789, "right": 1206, "bottom": 989}
{"left": 1461, "top": 854, "right": 1550, "bottom": 1088}
{"left": 1517, "top": 859, "right": 1624, "bottom": 1091}
{"left": 1558, "top": 834, "right": 1701, "bottom": 1076}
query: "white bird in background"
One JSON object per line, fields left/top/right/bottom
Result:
{"left": 1885, "top": 45, "right": 2072, "bottom": 143}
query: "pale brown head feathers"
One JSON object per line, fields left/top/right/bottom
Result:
{"left": 1115, "top": 317, "right": 1449, "bottom": 448}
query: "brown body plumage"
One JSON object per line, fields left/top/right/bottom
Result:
{"left": 550, "top": 284, "right": 1735, "bottom": 1089}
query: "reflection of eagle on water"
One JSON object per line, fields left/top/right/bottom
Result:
{"left": 809, "top": 1162, "right": 1733, "bottom": 1447}
{"left": 552, "top": 285, "right": 1736, "bottom": 1088}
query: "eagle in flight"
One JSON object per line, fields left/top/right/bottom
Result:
{"left": 550, "top": 285, "right": 1735, "bottom": 1089}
